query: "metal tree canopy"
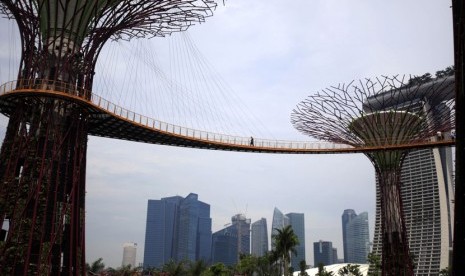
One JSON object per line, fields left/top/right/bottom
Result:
{"left": 0, "top": 0, "right": 218, "bottom": 275}
{"left": 291, "top": 75, "right": 455, "bottom": 276}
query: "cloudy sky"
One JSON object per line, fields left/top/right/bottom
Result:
{"left": 0, "top": 0, "right": 455, "bottom": 268}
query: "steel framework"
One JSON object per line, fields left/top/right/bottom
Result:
{"left": 0, "top": 0, "right": 217, "bottom": 275}
{"left": 291, "top": 76, "right": 455, "bottom": 276}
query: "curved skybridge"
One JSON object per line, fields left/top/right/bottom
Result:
{"left": 0, "top": 80, "right": 454, "bottom": 154}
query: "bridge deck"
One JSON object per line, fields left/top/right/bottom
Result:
{"left": 0, "top": 80, "right": 455, "bottom": 154}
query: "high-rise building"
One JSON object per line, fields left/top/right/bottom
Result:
{"left": 314, "top": 240, "right": 337, "bottom": 266}
{"left": 271, "top": 207, "right": 289, "bottom": 249}
{"left": 286, "top": 213, "right": 306, "bottom": 270}
{"left": 143, "top": 193, "right": 212, "bottom": 269}
{"left": 342, "top": 211, "right": 370, "bottom": 264}
{"left": 332, "top": 248, "right": 339, "bottom": 265}
{"left": 122, "top": 242, "right": 137, "bottom": 268}
{"left": 341, "top": 209, "right": 357, "bottom": 262}
{"left": 251, "top": 218, "right": 268, "bottom": 257}
{"left": 212, "top": 214, "right": 251, "bottom": 266}
{"left": 369, "top": 79, "right": 455, "bottom": 275}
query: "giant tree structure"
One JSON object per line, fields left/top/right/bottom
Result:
{"left": 291, "top": 76, "right": 455, "bottom": 276}
{"left": 0, "top": 0, "right": 218, "bottom": 274}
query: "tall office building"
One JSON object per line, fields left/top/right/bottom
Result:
{"left": 368, "top": 78, "right": 455, "bottom": 275}
{"left": 286, "top": 213, "right": 306, "bottom": 270}
{"left": 342, "top": 211, "right": 370, "bottom": 264}
{"left": 314, "top": 240, "right": 337, "bottom": 266}
{"left": 341, "top": 209, "right": 357, "bottom": 262}
{"left": 212, "top": 214, "right": 251, "bottom": 266}
{"left": 143, "top": 193, "right": 212, "bottom": 269}
{"left": 251, "top": 218, "right": 268, "bottom": 257}
{"left": 271, "top": 207, "right": 289, "bottom": 249}
{"left": 122, "top": 242, "right": 137, "bottom": 268}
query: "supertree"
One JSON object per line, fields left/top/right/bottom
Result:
{"left": 291, "top": 75, "right": 455, "bottom": 276}
{"left": 0, "top": 0, "right": 219, "bottom": 274}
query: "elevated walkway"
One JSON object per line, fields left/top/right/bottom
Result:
{"left": 0, "top": 80, "right": 454, "bottom": 154}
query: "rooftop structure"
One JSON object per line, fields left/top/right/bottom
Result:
{"left": 292, "top": 76, "right": 455, "bottom": 276}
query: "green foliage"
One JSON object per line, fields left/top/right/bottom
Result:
{"left": 188, "top": 260, "right": 208, "bottom": 276}
{"left": 435, "top": 66, "right": 455, "bottom": 78}
{"left": 255, "top": 251, "right": 279, "bottom": 276}
{"left": 316, "top": 263, "right": 334, "bottom": 276}
{"left": 298, "top": 260, "right": 309, "bottom": 276}
{"left": 408, "top": 73, "right": 432, "bottom": 87}
{"left": 236, "top": 254, "right": 258, "bottom": 276}
{"left": 439, "top": 267, "right": 451, "bottom": 276}
{"left": 337, "top": 264, "right": 362, "bottom": 276}
{"left": 163, "top": 260, "right": 187, "bottom": 276}
{"left": 86, "top": 257, "right": 105, "bottom": 274}
{"left": 209, "top": 262, "right": 230, "bottom": 276}
{"left": 272, "top": 225, "right": 300, "bottom": 276}
{"left": 366, "top": 253, "right": 381, "bottom": 276}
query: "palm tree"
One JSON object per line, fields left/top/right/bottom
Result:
{"left": 316, "top": 263, "right": 334, "bottom": 276}
{"left": 367, "top": 253, "right": 381, "bottom": 276}
{"left": 86, "top": 257, "right": 105, "bottom": 274}
{"left": 272, "top": 225, "right": 299, "bottom": 276}
{"left": 298, "top": 260, "right": 309, "bottom": 276}
{"left": 337, "top": 264, "right": 362, "bottom": 276}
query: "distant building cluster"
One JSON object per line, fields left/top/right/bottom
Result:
{"left": 118, "top": 77, "right": 454, "bottom": 273}
{"left": 136, "top": 149, "right": 453, "bottom": 273}
{"left": 138, "top": 198, "right": 308, "bottom": 269}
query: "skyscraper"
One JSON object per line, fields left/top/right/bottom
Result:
{"left": 342, "top": 211, "right": 370, "bottom": 264}
{"left": 122, "top": 242, "right": 137, "bottom": 268}
{"left": 286, "top": 213, "right": 306, "bottom": 270}
{"left": 314, "top": 240, "right": 337, "bottom": 266}
{"left": 341, "top": 209, "right": 357, "bottom": 262}
{"left": 143, "top": 193, "right": 212, "bottom": 269}
{"left": 271, "top": 207, "right": 289, "bottom": 249}
{"left": 368, "top": 79, "right": 455, "bottom": 274}
{"left": 251, "top": 218, "right": 268, "bottom": 257}
{"left": 212, "top": 214, "right": 251, "bottom": 266}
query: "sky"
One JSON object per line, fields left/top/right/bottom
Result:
{"left": 0, "top": 0, "right": 455, "bottom": 268}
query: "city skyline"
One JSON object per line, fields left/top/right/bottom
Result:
{"left": 0, "top": 0, "right": 454, "bottom": 268}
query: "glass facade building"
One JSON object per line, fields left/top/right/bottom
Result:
{"left": 211, "top": 214, "right": 250, "bottom": 266}
{"left": 251, "top": 218, "right": 268, "bottom": 257}
{"left": 143, "top": 193, "right": 212, "bottom": 269}
{"left": 286, "top": 213, "right": 306, "bottom": 270}
{"left": 271, "top": 207, "right": 289, "bottom": 250}
{"left": 343, "top": 211, "right": 370, "bottom": 264}
{"left": 341, "top": 209, "right": 357, "bottom": 262}
{"left": 314, "top": 240, "right": 336, "bottom": 266}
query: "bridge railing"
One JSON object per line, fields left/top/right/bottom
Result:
{"left": 0, "top": 80, "right": 454, "bottom": 151}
